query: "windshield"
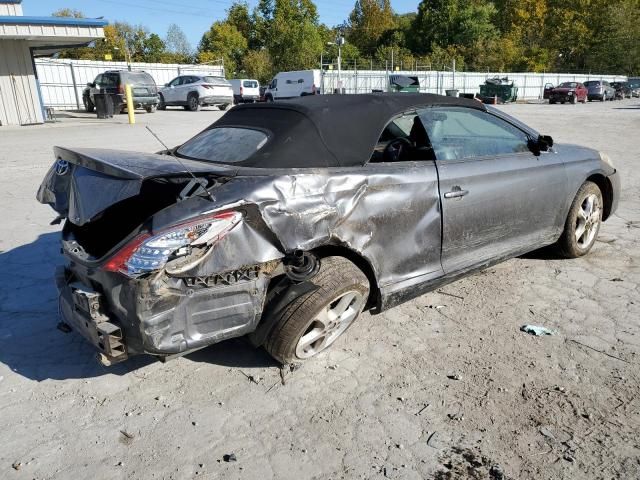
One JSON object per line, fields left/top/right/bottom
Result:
{"left": 558, "top": 82, "right": 577, "bottom": 88}
{"left": 628, "top": 79, "right": 640, "bottom": 88}
{"left": 176, "top": 127, "right": 268, "bottom": 163}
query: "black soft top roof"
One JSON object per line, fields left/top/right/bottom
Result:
{"left": 209, "top": 93, "right": 486, "bottom": 168}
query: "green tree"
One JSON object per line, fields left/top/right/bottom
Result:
{"left": 256, "top": 0, "right": 324, "bottom": 72}
{"left": 410, "top": 0, "right": 497, "bottom": 54}
{"left": 52, "top": 8, "right": 84, "bottom": 18}
{"left": 347, "top": 0, "right": 396, "bottom": 56}
{"left": 143, "top": 33, "right": 166, "bottom": 63}
{"left": 199, "top": 22, "right": 248, "bottom": 75}
{"left": 242, "top": 48, "right": 273, "bottom": 82}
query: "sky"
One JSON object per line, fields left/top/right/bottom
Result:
{"left": 22, "top": 0, "right": 419, "bottom": 48}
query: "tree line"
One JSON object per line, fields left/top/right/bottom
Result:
{"left": 54, "top": 0, "right": 640, "bottom": 82}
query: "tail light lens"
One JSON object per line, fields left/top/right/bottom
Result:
{"left": 104, "top": 211, "right": 243, "bottom": 277}
{"left": 202, "top": 84, "right": 213, "bottom": 89}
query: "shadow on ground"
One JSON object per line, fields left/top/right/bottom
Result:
{"left": 0, "top": 233, "right": 275, "bottom": 381}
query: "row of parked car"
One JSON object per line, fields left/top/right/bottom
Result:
{"left": 82, "top": 70, "right": 266, "bottom": 114}
{"left": 81, "top": 69, "right": 326, "bottom": 114}
{"left": 543, "top": 79, "right": 640, "bottom": 104}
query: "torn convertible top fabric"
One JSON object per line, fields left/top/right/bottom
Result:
{"left": 185, "top": 93, "right": 487, "bottom": 168}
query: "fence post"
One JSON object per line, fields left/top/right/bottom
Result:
{"left": 69, "top": 62, "right": 81, "bottom": 110}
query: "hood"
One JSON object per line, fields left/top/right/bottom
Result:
{"left": 552, "top": 87, "right": 574, "bottom": 93}
{"left": 36, "top": 147, "right": 238, "bottom": 226}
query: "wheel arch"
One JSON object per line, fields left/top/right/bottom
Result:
{"left": 586, "top": 173, "right": 613, "bottom": 220}
{"left": 311, "top": 244, "right": 382, "bottom": 313}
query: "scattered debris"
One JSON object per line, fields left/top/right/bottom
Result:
{"left": 520, "top": 325, "right": 555, "bottom": 336}
{"left": 328, "top": 364, "right": 339, "bottom": 370}
{"left": 11, "top": 461, "right": 21, "bottom": 471}
{"left": 563, "top": 453, "right": 575, "bottom": 463}
{"left": 447, "top": 374, "right": 462, "bottom": 381}
{"left": 426, "top": 432, "right": 438, "bottom": 448}
{"left": 610, "top": 277, "right": 623, "bottom": 282}
{"left": 223, "top": 453, "right": 237, "bottom": 462}
{"left": 192, "top": 421, "right": 198, "bottom": 426}
{"left": 539, "top": 427, "right": 556, "bottom": 441}
{"left": 415, "top": 404, "right": 429, "bottom": 416}
{"left": 489, "top": 464, "right": 505, "bottom": 480}
{"left": 448, "top": 413, "right": 464, "bottom": 421}
{"left": 240, "top": 371, "right": 261, "bottom": 384}
{"left": 437, "top": 290, "right": 465, "bottom": 300}
{"left": 567, "top": 339, "right": 631, "bottom": 364}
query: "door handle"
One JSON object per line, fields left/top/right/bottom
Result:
{"left": 444, "top": 188, "right": 469, "bottom": 199}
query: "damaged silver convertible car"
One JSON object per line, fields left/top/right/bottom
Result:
{"left": 37, "top": 94, "right": 620, "bottom": 365}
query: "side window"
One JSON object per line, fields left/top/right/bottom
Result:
{"left": 94, "top": 74, "right": 103, "bottom": 86}
{"left": 417, "top": 107, "right": 531, "bottom": 161}
{"left": 101, "top": 74, "right": 118, "bottom": 88}
{"left": 169, "top": 77, "right": 181, "bottom": 87}
{"left": 370, "top": 111, "right": 434, "bottom": 163}
{"left": 271, "top": 79, "right": 277, "bottom": 88}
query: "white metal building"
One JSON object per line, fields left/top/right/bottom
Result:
{"left": 0, "top": 0, "right": 106, "bottom": 126}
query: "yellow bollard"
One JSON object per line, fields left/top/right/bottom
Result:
{"left": 125, "top": 84, "right": 135, "bottom": 125}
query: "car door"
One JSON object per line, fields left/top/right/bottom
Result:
{"left": 164, "top": 76, "right": 182, "bottom": 104}
{"left": 363, "top": 112, "right": 444, "bottom": 296}
{"left": 418, "top": 106, "right": 569, "bottom": 274}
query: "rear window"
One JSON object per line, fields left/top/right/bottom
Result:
{"left": 243, "top": 80, "right": 258, "bottom": 88}
{"left": 584, "top": 81, "right": 600, "bottom": 86}
{"left": 123, "top": 72, "right": 155, "bottom": 85}
{"left": 203, "top": 76, "right": 229, "bottom": 85}
{"left": 176, "top": 127, "right": 268, "bottom": 163}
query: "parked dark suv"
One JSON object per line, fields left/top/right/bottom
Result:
{"left": 83, "top": 70, "right": 159, "bottom": 113}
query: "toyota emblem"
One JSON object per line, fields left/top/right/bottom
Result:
{"left": 55, "top": 159, "right": 69, "bottom": 176}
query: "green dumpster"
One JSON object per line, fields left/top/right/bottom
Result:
{"left": 479, "top": 77, "right": 518, "bottom": 103}
{"left": 388, "top": 75, "right": 420, "bottom": 93}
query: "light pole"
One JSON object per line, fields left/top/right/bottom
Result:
{"left": 327, "top": 35, "right": 345, "bottom": 94}
{"left": 114, "top": 46, "right": 132, "bottom": 71}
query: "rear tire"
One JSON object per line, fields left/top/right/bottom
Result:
{"left": 145, "top": 104, "right": 157, "bottom": 113}
{"left": 264, "top": 256, "right": 369, "bottom": 364}
{"left": 570, "top": 95, "right": 577, "bottom": 104}
{"left": 556, "top": 181, "right": 603, "bottom": 258}
{"left": 187, "top": 94, "right": 200, "bottom": 112}
{"left": 219, "top": 104, "right": 229, "bottom": 111}
{"left": 158, "top": 94, "right": 166, "bottom": 110}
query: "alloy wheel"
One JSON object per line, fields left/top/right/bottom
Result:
{"left": 295, "top": 290, "right": 365, "bottom": 359}
{"left": 575, "top": 193, "right": 601, "bottom": 249}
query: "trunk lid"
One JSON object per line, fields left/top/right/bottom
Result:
{"left": 37, "top": 147, "right": 238, "bottom": 226}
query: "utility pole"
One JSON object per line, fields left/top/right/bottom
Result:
{"left": 327, "top": 35, "right": 345, "bottom": 94}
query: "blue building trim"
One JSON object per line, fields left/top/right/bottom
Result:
{"left": 0, "top": 16, "right": 108, "bottom": 27}
{"left": 0, "top": 1, "right": 24, "bottom": 4}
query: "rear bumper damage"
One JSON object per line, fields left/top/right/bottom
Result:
{"left": 56, "top": 259, "right": 280, "bottom": 365}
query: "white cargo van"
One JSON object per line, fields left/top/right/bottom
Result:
{"left": 229, "top": 79, "right": 260, "bottom": 104}
{"left": 264, "top": 70, "right": 322, "bottom": 101}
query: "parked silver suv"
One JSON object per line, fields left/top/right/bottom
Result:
{"left": 158, "top": 75, "right": 233, "bottom": 111}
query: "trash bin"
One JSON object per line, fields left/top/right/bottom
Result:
{"left": 388, "top": 75, "right": 420, "bottom": 93}
{"left": 445, "top": 89, "right": 459, "bottom": 97}
{"left": 94, "top": 93, "right": 114, "bottom": 119}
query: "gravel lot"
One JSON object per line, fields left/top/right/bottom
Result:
{"left": 1, "top": 101, "right": 638, "bottom": 480}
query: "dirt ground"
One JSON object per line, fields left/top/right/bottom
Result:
{"left": 0, "top": 101, "right": 638, "bottom": 480}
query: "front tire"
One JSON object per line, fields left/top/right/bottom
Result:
{"left": 145, "top": 104, "right": 157, "bottom": 113}
{"left": 158, "top": 94, "right": 166, "bottom": 110}
{"left": 556, "top": 181, "right": 603, "bottom": 258}
{"left": 219, "top": 104, "right": 229, "bottom": 111}
{"left": 265, "top": 256, "right": 369, "bottom": 364}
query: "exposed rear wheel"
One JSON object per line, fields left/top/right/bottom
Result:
{"left": 187, "top": 94, "right": 200, "bottom": 112}
{"left": 556, "top": 181, "right": 603, "bottom": 258}
{"left": 264, "top": 256, "right": 369, "bottom": 364}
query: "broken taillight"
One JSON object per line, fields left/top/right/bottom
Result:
{"left": 103, "top": 211, "right": 243, "bottom": 277}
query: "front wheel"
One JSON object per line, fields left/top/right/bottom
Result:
{"left": 556, "top": 181, "right": 603, "bottom": 258}
{"left": 264, "top": 256, "right": 369, "bottom": 364}
{"left": 145, "top": 104, "right": 157, "bottom": 113}
{"left": 158, "top": 94, "right": 166, "bottom": 110}
{"left": 219, "top": 104, "right": 229, "bottom": 111}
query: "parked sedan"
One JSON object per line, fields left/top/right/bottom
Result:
{"left": 549, "top": 82, "right": 587, "bottom": 104}
{"left": 611, "top": 81, "right": 631, "bottom": 99}
{"left": 37, "top": 94, "right": 619, "bottom": 366}
{"left": 584, "top": 80, "right": 615, "bottom": 101}
{"left": 159, "top": 75, "right": 233, "bottom": 111}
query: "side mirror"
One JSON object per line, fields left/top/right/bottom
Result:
{"left": 164, "top": 83, "right": 169, "bottom": 87}
{"left": 530, "top": 135, "right": 553, "bottom": 156}
{"left": 87, "top": 82, "right": 95, "bottom": 88}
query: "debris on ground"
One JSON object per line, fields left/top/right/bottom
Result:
{"left": 520, "top": 325, "right": 555, "bottom": 336}
{"left": 223, "top": 453, "right": 237, "bottom": 462}
{"left": 11, "top": 461, "right": 21, "bottom": 470}
{"left": 447, "top": 374, "right": 462, "bottom": 381}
